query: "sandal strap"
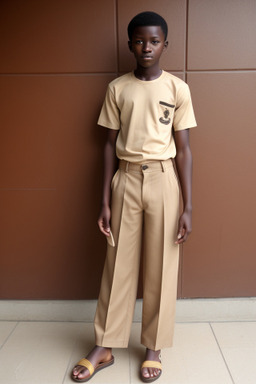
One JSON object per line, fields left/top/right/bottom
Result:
{"left": 76, "top": 358, "right": 94, "bottom": 375}
{"left": 141, "top": 360, "right": 162, "bottom": 371}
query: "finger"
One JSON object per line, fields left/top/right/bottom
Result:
{"left": 175, "top": 227, "right": 185, "bottom": 244}
{"left": 175, "top": 237, "right": 185, "bottom": 245}
{"left": 177, "top": 227, "right": 185, "bottom": 239}
{"left": 104, "top": 226, "right": 110, "bottom": 236}
{"left": 100, "top": 227, "right": 110, "bottom": 236}
{"left": 176, "top": 227, "right": 192, "bottom": 244}
{"left": 103, "top": 218, "right": 110, "bottom": 232}
{"left": 181, "top": 232, "right": 188, "bottom": 243}
{"left": 98, "top": 219, "right": 110, "bottom": 236}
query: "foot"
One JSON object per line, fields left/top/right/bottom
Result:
{"left": 72, "top": 345, "right": 112, "bottom": 381}
{"left": 141, "top": 348, "right": 161, "bottom": 380}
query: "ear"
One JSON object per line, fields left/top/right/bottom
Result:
{"left": 164, "top": 41, "right": 169, "bottom": 50}
{"left": 128, "top": 40, "right": 133, "bottom": 52}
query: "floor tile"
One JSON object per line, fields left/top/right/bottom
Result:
{"left": 0, "top": 321, "right": 85, "bottom": 384}
{"left": 212, "top": 322, "right": 256, "bottom": 384}
{"left": 0, "top": 321, "right": 17, "bottom": 348}
{"left": 1, "top": 320, "right": 253, "bottom": 384}
{"left": 129, "top": 323, "right": 233, "bottom": 384}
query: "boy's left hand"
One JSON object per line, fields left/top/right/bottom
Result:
{"left": 175, "top": 210, "right": 192, "bottom": 244}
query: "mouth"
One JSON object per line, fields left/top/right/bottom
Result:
{"left": 141, "top": 56, "right": 153, "bottom": 60}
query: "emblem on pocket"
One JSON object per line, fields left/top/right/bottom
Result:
{"left": 159, "top": 108, "right": 171, "bottom": 125}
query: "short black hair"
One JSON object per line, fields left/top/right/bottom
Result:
{"left": 128, "top": 11, "right": 168, "bottom": 41}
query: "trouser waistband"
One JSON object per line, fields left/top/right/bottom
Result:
{"left": 119, "top": 159, "right": 173, "bottom": 173}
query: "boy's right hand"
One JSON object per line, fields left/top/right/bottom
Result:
{"left": 98, "top": 205, "right": 111, "bottom": 236}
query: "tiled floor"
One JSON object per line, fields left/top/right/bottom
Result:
{"left": 0, "top": 320, "right": 255, "bottom": 384}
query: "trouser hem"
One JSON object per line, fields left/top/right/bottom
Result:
{"left": 96, "top": 339, "right": 129, "bottom": 348}
{"left": 141, "top": 338, "right": 174, "bottom": 351}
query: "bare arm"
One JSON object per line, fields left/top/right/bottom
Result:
{"left": 174, "top": 129, "right": 193, "bottom": 244}
{"left": 97, "top": 128, "right": 119, "bottom": 236}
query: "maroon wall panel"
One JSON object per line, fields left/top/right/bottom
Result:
{"left": 183, "top": 73, "right": 256, "bottom": 297}
{"left": 0, "top": 74, "right": 115, "bottom": 299}
{"left": 0, "top": 0, "right": 117, "bottom": 73}
{"left": 188, "top": 0, "right": 256, "bottom": 70}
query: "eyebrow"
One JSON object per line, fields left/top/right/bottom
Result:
{"left": 134, "top": 35, "right": 161, "bottom": 39}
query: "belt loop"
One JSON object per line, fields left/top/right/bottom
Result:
{"left": 160, "top": 160, "right": 165, "bottom": 172}
{"left": 125, "top": 161, "right": 129, "bottom": 173}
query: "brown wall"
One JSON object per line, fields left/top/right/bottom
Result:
{"left": 0, "top": 0, "right": 256, "bottom": 299}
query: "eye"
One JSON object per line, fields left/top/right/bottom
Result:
{"left": 152, "top": 40, "right": 160, "bottom": 45}
{"left": 135, "top": 40, "right": 143, "bottom": 45}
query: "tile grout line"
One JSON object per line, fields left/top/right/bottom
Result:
{"left": 1, "top": 319, "right": 256, "bottom": 324}
{"left": 61, "top": 331, "right": 82, "bottom": 384}
{"left": 62, "top": 349, "right": 73, "bottom": 384}
{"left": 128, "top": 346, "right": 132, "bottom": 384}
{"left": 209, "top": 323, "right": 236, "bottom": 384}
{"left": 0, "top": 321, "right": 19, "bottom": 352}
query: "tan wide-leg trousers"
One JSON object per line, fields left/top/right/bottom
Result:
{"left": 94, "top": 159, "right": 180, "bottom": 351}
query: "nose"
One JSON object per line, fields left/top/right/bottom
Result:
{"left": 142, "top": 41, "right": 152, "bottom": 52}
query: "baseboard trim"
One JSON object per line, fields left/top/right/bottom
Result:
{"left": 0, "top": 298, "right": 255, "bottom": 322}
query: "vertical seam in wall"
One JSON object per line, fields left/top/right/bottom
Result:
{"left": 115, "top": 0, "right": 119, "bottom": 75}
{"left": 180, "top": 0, "right": 190, "bottom": 299}
{"left": 185, "top": 0, "right": 189, "bottom": 83}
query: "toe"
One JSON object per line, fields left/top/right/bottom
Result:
{"left": 141, "top": 366, "right": 161, "bottom": 380}
{"left": 149, "top": 368, "right": 154, "bottom": 378}
{"left": 77, "top": 368, "right": 90, "bottom": 380}
{"left": 142, "top": 367, "right": 150, "bottom": 378}
{"left": 72, "top": 366, "right": 89, "bottom": 380}
{"left": 72, "top": 366, "right": 79, "bottom": 376}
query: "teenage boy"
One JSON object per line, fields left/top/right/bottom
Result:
{"left": 72, "top": 11, "right": 196, "bottom": 383}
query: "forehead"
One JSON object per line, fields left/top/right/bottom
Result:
{"left": 132, "top": 25, "right": 165, "bottom": 39}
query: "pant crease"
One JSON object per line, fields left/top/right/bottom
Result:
{"left": 102, "top": 172, "right": 128, "bottom": 345}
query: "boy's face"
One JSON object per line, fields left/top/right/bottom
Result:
{"left": 128, "top": 25, "right": 168, "bottom": 69}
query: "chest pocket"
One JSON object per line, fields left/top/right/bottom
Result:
{"left": 159, "top": 101, "right": 175, "bottom": 125}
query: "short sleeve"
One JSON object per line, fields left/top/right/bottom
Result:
{"left": 173, "top": 83, "right": 197, "bottom": 131}
{"left": 97, "top": 86, "right": 120, "bottom": 130}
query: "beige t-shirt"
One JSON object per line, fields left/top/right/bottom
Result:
{"left": 98, "top": 70, "right": 197, "bottom": 162}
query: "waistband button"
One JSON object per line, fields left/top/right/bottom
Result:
{"left": 142, "top": 165, "right": 148, "bottom": 170}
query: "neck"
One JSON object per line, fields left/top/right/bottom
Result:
{"left": 134, "top": 66, "right": 162, "bottom": 81}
